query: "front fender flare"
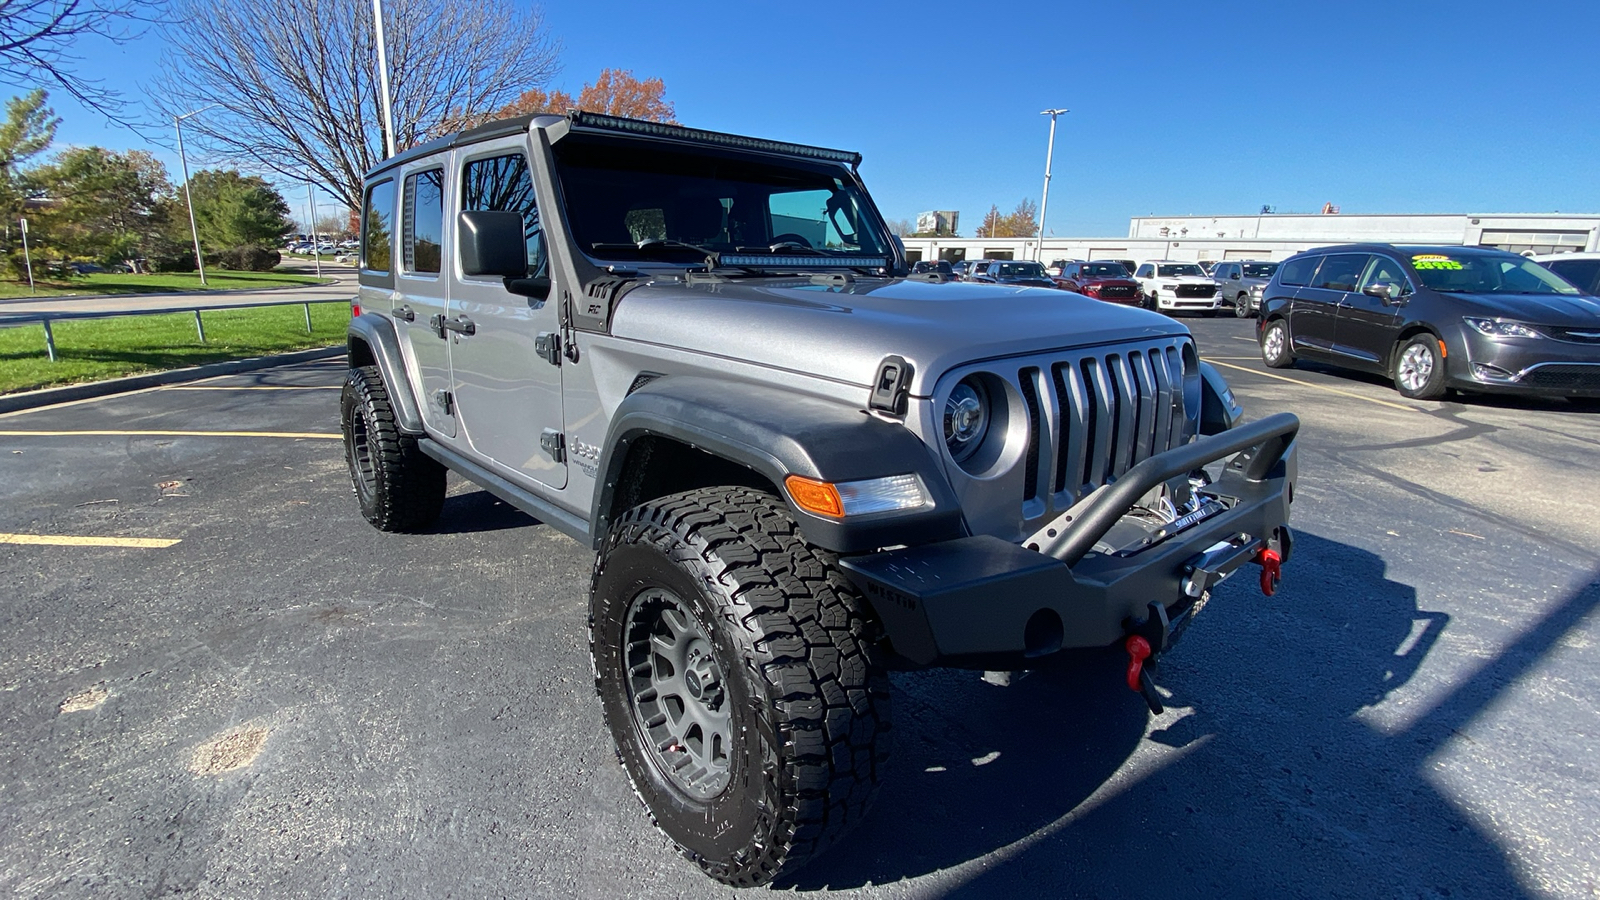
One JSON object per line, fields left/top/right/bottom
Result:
{"left": 593, "top": 376, "right": 965, "bottom": 553}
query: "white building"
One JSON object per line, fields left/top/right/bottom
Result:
{"left": 899, "top": 212, "right": 1600, "bottom": 266}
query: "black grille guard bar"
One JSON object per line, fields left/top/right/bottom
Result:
{"left": 1052, "top": 412, "right": 1299, "bottom": 567}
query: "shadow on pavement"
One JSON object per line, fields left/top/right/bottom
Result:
{"left": 431, "top": 489, "right": 539, "bottom": 534}
{"left": 787, "top": 531, "right": 1588, "bottom": 898}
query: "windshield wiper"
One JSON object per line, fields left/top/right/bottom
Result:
{"left": 591, "top": 239, "right": 717, "bottom": 259}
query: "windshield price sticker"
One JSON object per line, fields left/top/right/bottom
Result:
{"left": 1412, "top": 254, "right": 1463, "bottom": 270}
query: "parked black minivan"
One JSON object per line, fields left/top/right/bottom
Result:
{"left": 1256, "top": 244, "right": 1600, "bottom": 401}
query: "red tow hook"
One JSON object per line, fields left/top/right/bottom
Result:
{"left": 1257, "top": 547, "right": 1283, "bottom": 596}
{"left": 1123, "top": 636, "right": 1164, "bottom": 715}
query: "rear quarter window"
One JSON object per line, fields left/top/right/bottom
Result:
{"left": 1278, "top": 255, "right": 1319, "bottom": 286}
{"left": 362, "top": 179, "right": 397, "bottom": 275}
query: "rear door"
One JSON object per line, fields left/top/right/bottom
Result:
{"left": 1290, "top": 254, "right": 1368, "bottom": 354}
{"left": 446, "top": 139, "right": 567, "bottom": 491}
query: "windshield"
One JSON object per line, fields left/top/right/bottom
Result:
{"left": 1082, "top": 263, "right": 1129, "bottom": 278}
{"left": 1158, "top": 264, "right": 1206, "bottom": 277}
{"left": 552, "top": 137, "right": 890, "bottom": 263}
{"left": 1410, "top": 253, "right": 1579, "bottom": 295}
{"left": 1242, "top": 263, "right": 1279, "bottom": 278}
{"left": 992, "top": 262, "right": 1047, "bottom": 279}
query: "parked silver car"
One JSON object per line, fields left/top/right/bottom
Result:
{"left": 1211, "top": 260, "right": 1280, "bottom": 318}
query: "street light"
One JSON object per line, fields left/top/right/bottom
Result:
{"left": 1037, "top": 108, "right": 1068, "bottom": 262}
{"left": 372, "top": 0, "right": 398, "bottom": 158}
{"left": 305, "top": 182, "right": 322, "bottom": 279}
{"left": 175, "top": 103, "right": 220, "bottom": 285}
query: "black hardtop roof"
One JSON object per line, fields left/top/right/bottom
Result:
{"left": 1288, "top": 243, "right": 1520, "bottom": 258}
{"left": 362, "top": 111, "right": 862, "bottom": 184}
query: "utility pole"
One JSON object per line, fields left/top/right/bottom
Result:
{"left": 307, "top": 184, "right": 322, "bottom": 279}
{"left": 1037, "top": 108, "right": 1068, "bottom": 262}
{"left": 175, "top": 104, "right": 220, "bottom": 285}
{"left": 372, "top": 0, "right": 398, "bottom": 158}
{"left": 19, "top": 217, "right": 34, "bottom": 294}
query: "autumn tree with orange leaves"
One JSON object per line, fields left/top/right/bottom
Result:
{"left": 496, "top": 68, "right": 677, "bottom": 123}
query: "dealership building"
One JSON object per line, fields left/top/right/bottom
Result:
{"left": 898, "top": 212, "right": 1600, "bottom": 266}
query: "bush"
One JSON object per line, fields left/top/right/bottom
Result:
{"left": 208, "top": 245, "right": 281, "bottom": 272}
{"left": 151, "top": 251, "right": 198, "bottom": 273}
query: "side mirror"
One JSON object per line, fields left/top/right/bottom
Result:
{"left": 458, "top": 210, "right": 528, "bottom": 278}
{"left": 1361, "top": 283, "right": 1393, "bottom": 302}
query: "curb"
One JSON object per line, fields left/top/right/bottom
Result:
{"left": 0, "top": 346, "right": 347, "bottom": 414}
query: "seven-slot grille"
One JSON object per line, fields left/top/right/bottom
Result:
{"left": 1174, "top": 283, "right": 1218, "bottom": 298}
{"left": 1013, "top": 338, "right": 1194, "bottom": 519}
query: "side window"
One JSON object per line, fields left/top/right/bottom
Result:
{"left": 1136, "top": 264, "right": 1152, "bottom": 278}
{"left": 1546, "top": 259, "right": 1600, "bottom": 294}
{"left": 461, "top": 153, "right": 545, "bottom": 276}
{"left": 1314, "top": 254, "right": 1371, "bottom": 292}
{"left": 1359, "top": 256, "right": 1410, "bottom": 296}
{"left": 362, "top": 179, "right": 396, "bottom": 273}
{"left": 402, "top": 169, "right": 444, "bottom": 275}
{"left": 1278, "top": 255, "right": 1318, "bottom": 286}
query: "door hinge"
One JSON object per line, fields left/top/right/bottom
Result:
{"left": 539, "top": 428, "right": 565, "bottom": 463}
{"left": 431, "top": 389, "right": 453, "bottom": 415}
{"left": 535, "top": 331, "right": 561, "bottom": 366}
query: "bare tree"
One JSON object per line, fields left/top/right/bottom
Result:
{"left": 0, "top": 0, "right": 153, "bottom": 117}
{"left": 153, "top": 0, "right": 560, "bottom": 212}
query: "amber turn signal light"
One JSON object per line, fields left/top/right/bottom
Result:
{"left": 784, "top": 475, "right": 844, "bottom": 518}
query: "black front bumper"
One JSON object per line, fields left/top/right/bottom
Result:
{"left": 840, "top": 414, "right": 1299, "bottom": 668}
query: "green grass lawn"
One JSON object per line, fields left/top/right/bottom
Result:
{"left": 0, "top": 270, "right": 326, "bottom": 300}
{"left": 0, "top": 302, "right": 350, "bottom": 394}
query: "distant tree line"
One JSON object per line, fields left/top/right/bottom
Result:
{"left": 0, "top": 91, "right": 293, "bottom": 279}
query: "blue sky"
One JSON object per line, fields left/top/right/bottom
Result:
{"left": 30, "top": 0, "right": 1600, "bottom": 236}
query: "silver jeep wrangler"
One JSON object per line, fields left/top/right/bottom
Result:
{"left": 341, "top": 112, "right": 1299, "bottom": 886}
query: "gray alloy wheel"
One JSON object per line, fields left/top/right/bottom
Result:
{"left": 1261, "top": 320, "right": 1294, "bottom": 368}
{"left": 1393, "top": 335, "right": 1448, "bottom": 400}
{"left": 623, "top": 587, "right": 733, "bottom": 800}
{"left": 1234, "top": 293, "right": 1252, "bottom": 318}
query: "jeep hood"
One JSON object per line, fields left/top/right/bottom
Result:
{"left": 608, "top": 277, "right": 1189, "bottom": 395}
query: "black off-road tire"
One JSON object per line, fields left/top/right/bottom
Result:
{"left": 590, "top": 486, "right": 890, "bottom": 887}
{"left": 340, "top": 365, "right": 446, "bottom": 532}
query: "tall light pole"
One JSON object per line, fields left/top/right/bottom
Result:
{"left": 372, "top": 0, "right": 398, "bottom": 158}
{"left": 305, "top": 183, "right": 322, "bottom": 279}
{"left": 175, "top": 103, "right": 220, "bottom": 284}
{"left": 1037, "top": 108, "right": 1068, "bottom": 262}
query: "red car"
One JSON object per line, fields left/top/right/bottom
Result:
{"left": 1053, "top": 261, "right": 1143, "bottom": 305}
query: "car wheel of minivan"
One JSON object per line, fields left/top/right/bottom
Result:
{"left": 591, "top": 486, "right": 890, "bottom": 886}
{"left": 1261, "top": 319, "right": 1294, "bottom": 369}
{"left": 1393, "top": 336, "right": 1449, "bottom": 400}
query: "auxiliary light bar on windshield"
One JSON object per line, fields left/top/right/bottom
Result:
{"left": 566, "top": 111, "right": 863, "bottom": 167}
{"left": 715, "top": 254, "right": 889, "bottom": 269}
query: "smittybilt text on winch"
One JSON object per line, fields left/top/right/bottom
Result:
{"left": 341, "top": 111, "right": 1299, "bottom": 886}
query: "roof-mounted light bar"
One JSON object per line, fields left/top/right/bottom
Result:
{"left": 715, "top": 254, "right": 889, "bottom": 269}
{"left": 566, "top": 111, "right": 863, "bottom": 167}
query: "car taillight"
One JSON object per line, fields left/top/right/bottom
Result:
{"left": 351, "top": 301, "right": 361, "bottom": 317}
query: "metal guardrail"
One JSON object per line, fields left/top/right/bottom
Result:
{"left": 0, "top": 295, "right": 354, "bottom": 362}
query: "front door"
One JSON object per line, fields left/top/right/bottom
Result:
{"left": 1334, "top": 255, "right": 1410, "bottom": 369}
{"left": 1290, "top": 253, "right": 1368, "bottom": 354}
{"left": 446, "top": 140, "right": 567, "bottom": 491}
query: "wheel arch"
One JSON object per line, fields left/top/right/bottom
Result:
{"left": 592, "top": 376, "right": 965, "bottom": 554}
{"left": 1392, "top": 323, "right": 1446, "bottom": 371}
{"left": 347, "top": 313, "right": 424, "bottom": 433}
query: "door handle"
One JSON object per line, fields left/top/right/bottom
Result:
{"left": 395, "top": 305, "right": 416, "bottom": 322}
{"left": 430, "top": 314, "right": 476, "bottom": 338}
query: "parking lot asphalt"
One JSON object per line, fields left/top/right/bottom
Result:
{"left": 2, "top": 319, "right": 1597, "bottom": 899}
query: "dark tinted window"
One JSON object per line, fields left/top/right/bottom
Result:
{"left": 362, "top": 179, "right": 396, "bottom": 273}
{"left": 462, "top": 153, "right": 545, "bottom": 276}
{"left": 403, "top": 169, "right": 443, "bottom": 275}
{"left": 1314, "top": 254, "right": 1370, "bottom": 292}
{"left": 1545, "top": 258, "right": 1600, "bottom": 294}
{"left": 1082, "top": 262, "right": 1128, "bottom": 278}
{"left": 1242, "top": 262, "right": 1278, "bottom": 278}
{"left": 1279, "top": 255, "right": 1318, "bottom": 286}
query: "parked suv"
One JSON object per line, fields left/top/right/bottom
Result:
{"left": 967, "top": 259, "right": 1057, "bottom": 287}
{"left": 1054, "top": 260, "right": 1143, "bottom": 304}
{"left": 1211, "top": 260, "right": 1279, "bottom": 318}
{"left": 1531, "top": 252, "right": 1600, "bottom": 296}
{"left": 1256, "top": 244, "right": 1600, "bottom": 400}
{"left": 1134, "top": 260, "right": 1223, "bottom": 315}
{"left": 342, "top": 111, "right": 1299, "bottom": 886}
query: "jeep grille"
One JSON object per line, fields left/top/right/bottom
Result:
{"left": 1016, "top": 338, "right": 1195, "bottom": 516}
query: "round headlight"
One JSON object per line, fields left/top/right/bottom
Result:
{"left": 944, "top": 378, "right": 989, "bottom": 462}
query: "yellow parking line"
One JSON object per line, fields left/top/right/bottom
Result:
{"left": 0, "top": 533, "right": 181, "bottom": 548}
{"left": 164, "top": 385, "right": 341, "bottom": 391}
{"left": 0, "top": 430, "right": 341, "bottom": 439}
{"left": 1206, "top": 360, "right": 1418, "bottom": 412}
